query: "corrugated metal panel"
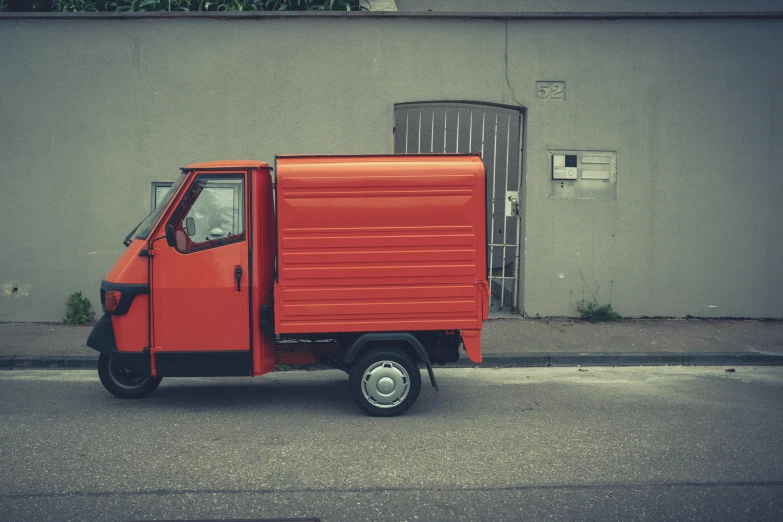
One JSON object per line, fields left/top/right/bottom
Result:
{"left": 274, "top": 155, "right": 487, "bottom": 334}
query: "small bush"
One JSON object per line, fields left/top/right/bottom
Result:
{"left": 576, "top": 299, "right": 621, "bottom": 323}
{"left": 64, "top": 291, "right": 96, "bottom": 325}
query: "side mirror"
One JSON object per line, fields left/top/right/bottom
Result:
{"left": 165, "top": 223, "right": 176, "bottom": 247}
{"left": 185, "top": 217, "right": 196, "bottom": 237}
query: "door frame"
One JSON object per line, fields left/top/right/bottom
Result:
{"left": 392, "top": 101, "right": 527, "bottom": 315}
{"left": 147, "top": 168, "right": 255, "bottom": 377}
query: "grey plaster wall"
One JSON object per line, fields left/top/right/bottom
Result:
{"left": 516, "top": 20, "right": 783, "bottom": 318}
{"left": 0, "top": 14, "right": 781, "bottom": 321}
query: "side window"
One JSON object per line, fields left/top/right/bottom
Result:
{"left": 151, "top": 182, "right": 173, "bottom": 210}
{"left": 171, "top": 175, "right": 245, "bottom": 253}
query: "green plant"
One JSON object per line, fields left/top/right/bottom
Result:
{"left": 575, "top": 299, "right": 621, "bottom": 323}
{"left": 264, "top": 0, "right": 366, "bottom": 10}
{"left": 211, "top": 0, "right": 261, "bottom": 11}
{"left": 5, "top": 0, "right": 48, "bottom": 11}
{"left": 109, "top": 0, "right": 189, "bottom": 10}
{"left": 572, "top": 271, "right": 622, "bottom": 323}
{"left": 64, "top": 291, "right": 96, "bottom": 325}
{"left": 150, "top": 0, "right": 190, "bottom": 9}
{"left": 7, "top": 0, "right": 367, "bottom": 10}
{"left": 52, "top": 0, "right": 98, "bottom": 13}
{"left": 51, "top": 0, "right": 98, "bottom": 10}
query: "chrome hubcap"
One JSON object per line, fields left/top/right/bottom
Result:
{"left": 361, "top": 360, "right": 410, "bottom": 409}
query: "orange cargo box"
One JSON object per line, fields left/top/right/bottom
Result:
{"left": 273, "top": 154, "right": 489, "bottom": 335}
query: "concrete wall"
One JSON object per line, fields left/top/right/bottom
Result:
{"left": 516, "top": 19, "right": 782, "bottom": 318}
{"left": 1, "top": 12, "right": 781, "bottom": 321}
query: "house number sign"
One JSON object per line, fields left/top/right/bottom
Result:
{"left": 536, "top": 81, "right": 565, "bottom": 100}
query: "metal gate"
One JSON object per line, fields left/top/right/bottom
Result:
{"left": 393, "top": 102, "right": 524, "bottom": 312}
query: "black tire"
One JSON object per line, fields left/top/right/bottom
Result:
{"left": 98, "top": 353, "right": 161, "bottom": 399}
{"left": 349, "top": 347, "right": 422, "bottom": 417}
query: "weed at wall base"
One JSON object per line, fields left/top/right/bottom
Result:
{"left": 576, "top": 300, "right": 622, "bottom": 323}
{"left": 572, "top": 271, "right": 622, "bottom": 323}
{"left": 64, "top": 291, "right": 96, "bottom": 325}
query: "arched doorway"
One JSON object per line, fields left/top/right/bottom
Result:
{"left": 394, "top": 102, "right": 525, "bottom": 313}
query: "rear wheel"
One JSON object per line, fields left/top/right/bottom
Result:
{"left": 349, "top": 347, "right": 422, "bottom": 417}
{"left": 98, "top": 353, "right": 161, "bottom": 399}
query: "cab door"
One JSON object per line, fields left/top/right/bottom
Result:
{"left": 151, "top": 172, "right": 251, "bottom": 376}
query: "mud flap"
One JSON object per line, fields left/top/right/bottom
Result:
{"left": 461, "top": 329, "right": 483, "bottom": 363}
{"left": 425, "top": 361, "right": 439, "bottom": 392}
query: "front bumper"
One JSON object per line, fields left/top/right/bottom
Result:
{"left": 86, "top": 314, "right": 151, "bottom": 374}
{"left": 86, "top": 314, "right": 117, "bottom": 354}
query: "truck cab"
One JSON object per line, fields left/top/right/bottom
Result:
{"left": 88, "top": 155, "right": 487, "bottom": 416}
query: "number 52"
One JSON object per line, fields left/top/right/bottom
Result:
{"left": 536, "top": 82, "right": 565, "bottom": 100}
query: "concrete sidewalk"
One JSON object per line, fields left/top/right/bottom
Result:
{"left": 1, "top": 317, "right": 782, "bottom": 370}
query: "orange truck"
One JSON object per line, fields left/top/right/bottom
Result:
{"left": 87, "top": 155, "right": 488, "bottom": 415}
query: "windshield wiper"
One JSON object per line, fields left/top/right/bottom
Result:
{"left": 123, "top": 221, "right": 143, "bottom": 247}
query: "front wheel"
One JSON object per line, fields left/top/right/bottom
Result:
{"left": 98, "top": 353, "right": 161, "bottom": 399}
{"left": 349, "top": 347, "right": 422, "bottom": 417}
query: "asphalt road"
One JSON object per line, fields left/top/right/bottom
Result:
{"left": 1, "top": 367, "right": 782, "bottom": 522}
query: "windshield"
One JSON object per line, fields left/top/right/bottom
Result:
{"left": 132, "top": 172, "right": 188, "bottom": 241}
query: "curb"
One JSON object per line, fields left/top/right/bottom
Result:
{"left": 0, "top": 355, "right": 98, "bottom": 370}
{"left": 455, "top": 352, "right": 783, "bottom": 367}
{"left": 2, "top": 352, "right": 783, "bottom": 370}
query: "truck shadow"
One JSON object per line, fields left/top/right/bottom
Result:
{"left": 105, "top": 371, "right": 358, "bottom": 414}
{"left": 96, "top": 370, "right": 484, "bottom": 418}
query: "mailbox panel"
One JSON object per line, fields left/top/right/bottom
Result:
{"left": 549, "top": 150, "right": 617, "bottom": 200}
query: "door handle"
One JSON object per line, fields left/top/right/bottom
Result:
{"left": 235, "top": 265, "right": 243, "bottom": 292}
